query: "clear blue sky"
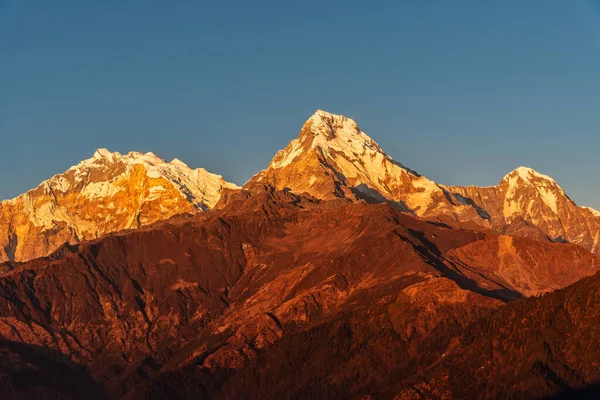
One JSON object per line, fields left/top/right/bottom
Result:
{"left": 2, "top": 1, "right": 600, "bottom": 207}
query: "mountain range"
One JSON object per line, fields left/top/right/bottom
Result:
{"left": 1, "top": 110, "right": 600, "bottom": 399}
{"left": 3, "top": 110, "right": 600, "bottom": 265}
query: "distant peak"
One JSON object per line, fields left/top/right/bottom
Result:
{"left": 170, "top": 158, "right": 188, "bottom": 167}
{"left": 93, "top": 148, "right": 113, "bottom": 159}
{"left": 124, "top": 151, "right": 164, "bottom": 165}
{"left": 502, "top": 166, "right": 557, "bottom": 184}
{"left": 267, "top": 110, "right": 387, "bottom": 170}
{"left": 301, "top": 109, "right": 362, "bottom": 143}
{"left": 514, "top": 166, "right": 539, "bottom": 175}
{"left": 308, "top": 109, "right": 356, "bottom": 127}
{"left": 311, "top": 109, "right": 342, "bottom": 119}
{"left": 83, "top": 149, "right": 166, "bottom": 170}
{"left": 90, "top": 148, "right": 118, "bottom": 164}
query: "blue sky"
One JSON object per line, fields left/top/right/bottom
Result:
{"left": 2, "top": 1, "right": 600, "bottom": 207}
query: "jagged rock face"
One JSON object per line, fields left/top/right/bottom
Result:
{"left": 0, "top": 187, "right": 598, "bottom": 398}
{"left": 0, "top": 149, "right": 238, "bottom": 263}
{"left": 446, "top": 167, "right": 600, "bottom": 254}
{"left": 248, "top": 110, "right": 484, "bottom": 221}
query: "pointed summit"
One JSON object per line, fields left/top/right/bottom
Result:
{"left": 301, "top": 110, "right": 379, "bottom": 149}
{"left": 306, "top": 110, "right": 359, "bottom": 137}
{"left": 248, "top": 110, "right": 482, "bottom": 220}
{"left": 499, "top": 166, "right": 566, "bottom": 213}
{"left": 308, "top": 109, "right": 350, "bottom": 123}
{"left": 170, "top": 158, "right": 188, "bottom": 167}
{"left": 311, "top": 109, "right": 337, "bottom": 117}
{"left": 93, "top": 148, "right": 114, "bottom": 161}
{"left": 268, "top": 110, "right": 385, "bottom": 170}
{"left": 502, "top": 166, "right": 558, "bottom": 186}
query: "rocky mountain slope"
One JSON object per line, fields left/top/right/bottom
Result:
{"left": 0, "top": 149, "right": 238, "bottom": 263}
{"left": 182, "top": 253, "right": 600, "bottom": 400}
{"left": 394, "top": 267, "right": 600, "bottom": 399}
{"left": 0, "top": 186, "right": 598, "bottom": 399}
{"left": 250, "top": 110, "right": 600, "bottom": 254}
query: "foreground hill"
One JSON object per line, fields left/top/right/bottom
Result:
{"left": 173, "top": 256, "right": 600, "bottom": 400}
{"left": 0, "top": 186, "right": 598, "bottom": 398}
{"left": 0, "top": 149, "right": 238, "bottom": 263}
{"left": 394, "top": 267, "right": 600, "bottom": 399}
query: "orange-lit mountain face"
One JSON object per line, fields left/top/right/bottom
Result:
{"left": 0, "top": 149, "right": 238, "bottom": 263}
{"left": 0, "top": 186, "right": 599, "bottom": 399}
{"left": 445, "top": 167, "right": 600, "bottom": 253}
{"left": 248, "top": 110, "right": 482, "bottom": 220}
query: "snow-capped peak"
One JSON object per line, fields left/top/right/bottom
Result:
{"left": 309, "top": 109, "right": 348, "bottom": 124}
{"left": 252, "top": 110, "right": 452, "bottom": 215}
{"left": 502, "top": 166, "right": 558, "bottom": 186}
{"left": 305, "top": 110, "right": 380, "bottom": 149}
{"left": 0, "top": 148, "right": 239, "bottom": 262}
{"left": 28, "top": 148, "right": 239, "bottom": 211}
{"left": 501, "top": 166, "right": 566, "bottom": 215}
{"left": 75, "top": 149, "right": 188, "bottom": 175}
{"left": 93, "top": 148, "right": 114, "bottom": 162}
{"left": 269, "top": 110, "right": 393, "bottom": 170}
{"left": 308, "top": 109, "right": 358, "bottom": 132}
{"left": 170, "top": 158, "right": 188, "bottom": 167}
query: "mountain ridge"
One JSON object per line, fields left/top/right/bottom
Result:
{"left": 4, "top": 109, "right": 600, "bottom": 262}
{"left": 249, "top": 110, "right": 600, "bottom": 255}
